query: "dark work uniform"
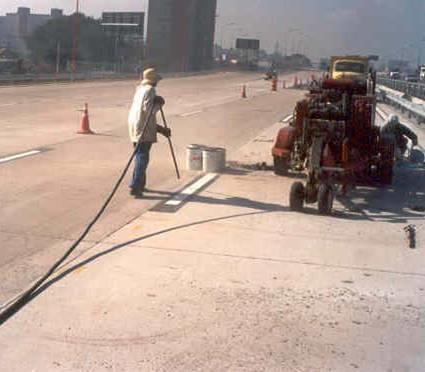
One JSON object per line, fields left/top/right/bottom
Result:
{"left": 381, "top": 120, "right": 418, "bottom": 155}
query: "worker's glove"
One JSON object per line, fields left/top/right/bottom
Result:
{"left": 154, "top": 96, "right": 165, "bottom": 107}
{"left": 164, "top": 127, "right": 171, "bottom": 138}
{"left": 157, "top": 125, "right": 171, "bottom": 138}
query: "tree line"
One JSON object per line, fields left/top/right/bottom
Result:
{"left": 26, "top": 14, "right": 137, "bottom": 72}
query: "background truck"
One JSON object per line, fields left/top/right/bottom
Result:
{"left": 329, "top": 56, "right": 369, "bottom": 82}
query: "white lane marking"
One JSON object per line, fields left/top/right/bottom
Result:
{"left": 180, "top": 110, "right": 202, "bottom": 118}
{"left": 0, "top": 150, "right": 41, "bottom": 164}
{"left": 282, "top": 114, "right": 293, "bottom": 123}
{"left": 0, "top": 103, "right": 18, "bottom": 107}
{"left": 165, "top": 173, "right": 218, "bottom": 206}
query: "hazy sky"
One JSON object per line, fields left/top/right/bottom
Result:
{"left": 1, "top": 0, "right": 424, "bottom": 62}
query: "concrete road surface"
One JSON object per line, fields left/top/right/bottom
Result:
{"left": 0, "top": 71, "right": 311, "bottom": 304}
{"left": 0, "top": 100, "right": 424, "bottom": 371}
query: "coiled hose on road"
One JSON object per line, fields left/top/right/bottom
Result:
{"left": 0, "top": 104, "right": 157, "bottom": 326}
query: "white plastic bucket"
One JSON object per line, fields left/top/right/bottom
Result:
{"left": 203, "top": 147, "right": 226, "bottom": 173}
{"left": 186, "top": 144, "right": 203, "bottom": 171}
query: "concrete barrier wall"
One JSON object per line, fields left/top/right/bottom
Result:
{"left": 0, "top": 71, "right": 139, "bottom": 86}
{"left": 0, "top": 69, "right": 226, "bottom": 87}
{"left": 0, "top": 66, "right": 310, "bottom": 87}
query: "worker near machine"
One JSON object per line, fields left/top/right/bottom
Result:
{"left": 381, "top": 114, "right": 418, "bottom": 159}
{"left": 128, "top": 68, "right": 171, "bottom": 198}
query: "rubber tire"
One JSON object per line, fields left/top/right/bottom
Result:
{"left": 290, "top": 182, "right": 305, "bottom": 212}
{"left": 378, "top": 165, "right": 393, "bottom": 186}
{"left": 273, "top": 156, "right": 289, "bottom": 176}
{"left": 318, "top": 184, "right": 334, "bottom": 215}
{"left": 305, "top": 182, "right": 318, "bottom": 204}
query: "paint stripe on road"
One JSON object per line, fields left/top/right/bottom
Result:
{"left": 0, "top": 150, "right": 42, "bottom": 165}
{"left": 165, "top": 173, "right": 218, "bottom": 206}
{"left": 281, "top": 114, "right": 293, "bottom": 123}
{"left": 180, "top": 110, "right": 203, "bottom": 118}
{"left": 151, "top": 173, "right": 219, "bottom": 213}
{"left": 0, "top": 103, "right": 18, "bottom": 108}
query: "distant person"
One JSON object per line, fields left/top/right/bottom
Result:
{"left": 128, "top": 68, "right": 171, "bottom": 198}
{"left": 309, "top": 77, "right": 320, "bottom": 91}
{"left": 381, "top": 114, "right": 418, "bottom": 159}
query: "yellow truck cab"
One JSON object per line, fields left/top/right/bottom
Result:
{"left": 330, "top": 56, "right": 369, "bottom": 82}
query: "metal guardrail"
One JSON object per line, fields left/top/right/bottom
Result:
{"left": 378, "top": 86, "right": 425, "bottom": 124}
{"left": 0, "top": 68, "right": 228, "bottom": 87}
{"left": 377, "top": 77, "right": 425, "bottom": 100}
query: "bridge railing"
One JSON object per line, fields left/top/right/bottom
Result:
{"left": 377, "top": 77, "right": 425, "bottom": 101}
{"left": 377, "top": 86, "right": 425, "bottom": 124}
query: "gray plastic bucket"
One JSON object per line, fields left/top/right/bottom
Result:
{"left": 203, "top": 147, "right": 226, "bottom": 173}
{"left": 186, "top": 144, "right": 203, "bottom": 171}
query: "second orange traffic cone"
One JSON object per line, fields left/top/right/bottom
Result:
{"left": 271, "top": 77, "right": 277, "bottom": 92}
{"left": 77, "top": 103, "right": 94, "bottom": 135}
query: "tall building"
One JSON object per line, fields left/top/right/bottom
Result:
{"left": 0, "top": 7, "right": 63, "bottom": 54}
{"left": 146, "top": 0, "right": 217, "bottom": 72}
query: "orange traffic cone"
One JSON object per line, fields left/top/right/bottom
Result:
{"left": 241, "top": 84, "right": 247, "bottom": 98}
{"left": 271, "top": 77, "right": 277, "bottom": 92}
{"left": 294, "top": 76, "right": 298, "bottom": 88}
{"left": 282, "top": 80, "right": 286, "bottom": 89}
{"left": 77, "top": 103, "right": 94, "bottom": 135}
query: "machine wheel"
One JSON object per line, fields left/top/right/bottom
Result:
{"left": 290, "top": 182, "right": 305, "bottom": 212}
{"left": 317, "top": 184, "right": 334, "bottom": 215}
{"left": 378, "top": 164, "right": 393, "bottom": 185}
{"left": 378, "top": 134, "right": 395, "bottom": 185}
{"left": 274, "top": 156, "right": 289, "bottom": 176}
{"left": 305, "top": 182, "right": 318, "bottom": 204}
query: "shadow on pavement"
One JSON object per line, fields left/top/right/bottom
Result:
{"left": 225, "top": 164, "right": 306, "bottom": 179}
{"left": 222, "top": 167, "right": 251, "bottom": 176}
{"left": 140, "top": 188, "right": 287, "bottom": 211}
{"left": 3, "top": 191, "right": 291, "bottom": 324}
{"left": 27, "top": 211, "right": 276, "bottom": 306}
{"left": 20, "top": 189, "right": 425, "bottom": 326}
{"left": 336, "top": 163, "right": 425, "bottom": 224}
{"left": 6, "top": 162, "right": 424, "bottom": 323}
{"left": 189, "top": 194, "right": 287, "bottom": 212}
{"left": 144, "top": 189, "right": 175, "bottom": 195}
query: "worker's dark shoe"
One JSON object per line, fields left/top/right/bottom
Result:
{"left": 130, "top": 189, "right": 144, "bottom": 199}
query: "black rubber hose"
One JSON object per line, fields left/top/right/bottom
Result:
{"left": 0, "top": 103, "right": 156, "bottom": 326}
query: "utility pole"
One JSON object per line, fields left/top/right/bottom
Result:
{"left": 56, "top": 41, "right": 61, "bottom": 74}
{"left": 114, "top": 36, "right": 119, "bottom": 72}
{"left": 418, "top": 37, "right": 425, "bottom": 66}
{"left": 274, "top": 41, "right": 280, "bottom": 55}
{"left": 71, "top": 0, "right": 79, "bottom": 75}
{"left": 287, "top": 28, "right": 300, "bottom": 56}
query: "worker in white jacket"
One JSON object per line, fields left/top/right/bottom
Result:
{"left": 128, "top": 68, "right": 170, "bottom": 198}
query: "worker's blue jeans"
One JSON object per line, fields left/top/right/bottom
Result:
{"left": 130, "top": 142, "right": 152, "bottom": 192}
